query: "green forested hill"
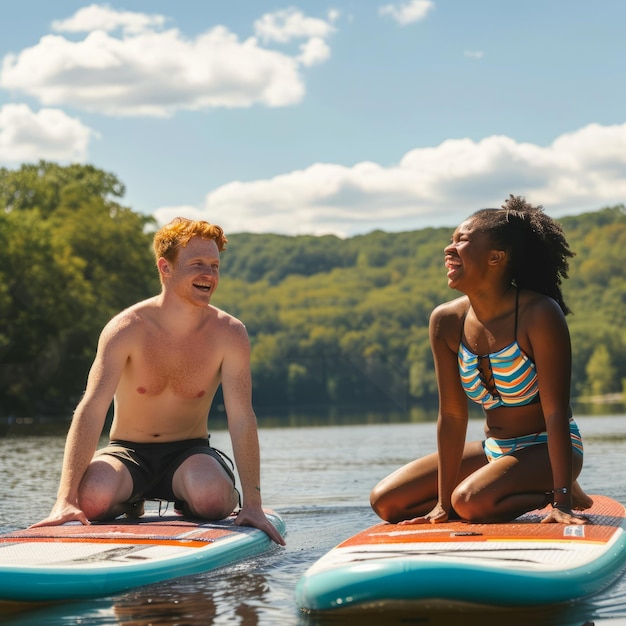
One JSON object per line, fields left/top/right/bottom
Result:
{"left": 214, "top": 207, "right": 626, "bottom": 414}
{"left": 1, "top": 162, "right": 624, "bottom": 418}
{"left": 214, "top": 228, "right": 451, "bottom": 412}
{"left": 560, "top": 208, "right": 626, "bottom": 402}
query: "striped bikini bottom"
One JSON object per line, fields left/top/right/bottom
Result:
{"left": 483, "top": 419, "right": 583, "bottom": 463}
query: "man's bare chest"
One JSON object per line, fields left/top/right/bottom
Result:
{"left": 128, "top": 336, "right": 221, "bottom": 399}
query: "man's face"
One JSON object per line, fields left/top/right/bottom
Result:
{"left": 162, "top": 236, "right": 220, "bottom": 305}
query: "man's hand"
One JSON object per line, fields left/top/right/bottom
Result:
{"left": 234, "top": 506, "right": 286, "bottom": 546}
{"left": 29, "top": 502, "right": 90, "bottom": 528}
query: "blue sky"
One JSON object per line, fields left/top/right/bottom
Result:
{"left": 1, "top": 1, "right": 625, "bottom": 236}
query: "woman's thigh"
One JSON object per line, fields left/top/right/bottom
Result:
{"left": 460, "top": 441, "right": 583, "bottom": 498}
{"left": 452, "top": 443, "right": 568, "bottom": 521}
{"left": 371, "top": 440, "right": 488, "bottom": 513}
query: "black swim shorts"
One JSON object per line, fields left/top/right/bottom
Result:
{"left": 95, "top": 436, "right": 236, "bottom": 505}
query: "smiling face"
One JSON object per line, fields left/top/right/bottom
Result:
{"left": 444, "top": 219, "right": 501, "bottom": 291}
{"left": 158, "top": 235, "right": 220, "bottom": 306}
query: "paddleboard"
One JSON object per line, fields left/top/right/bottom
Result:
{"left": 0, "top": 509, "right": 285, "bottom": 603}
{"left": 296, "top": 494, "right": 626, "bottom": 612}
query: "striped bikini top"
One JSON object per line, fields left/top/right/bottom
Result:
{"left": 458, "top": 290, "right": 540, "bottom": 410}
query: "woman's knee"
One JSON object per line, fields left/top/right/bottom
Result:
{"left": 370, "top": 484, "right": 388, "bottom": 520}
{"left": 451, "top": 484, "right": 486, "bottom": 522}
{"left": 369, "top": 480, "right": 403, "bottom": 522}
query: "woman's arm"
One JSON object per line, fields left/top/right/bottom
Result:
{"left": 429, "top": 300, "right": 470, "bottom": 520}
{"left": 525, "top": 295, "right": 579, "bottom": 522}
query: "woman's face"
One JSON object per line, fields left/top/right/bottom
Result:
{"left": 444, "top": 219, "right": 496, "bottom": 290}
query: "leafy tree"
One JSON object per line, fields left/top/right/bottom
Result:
{"left": 585, "top": 345, "right": 616, "bottom": 397}
{"left": 0, "top": 161, "right": 125, "bottom": 217}
{"left": 0, "top": 209, "right": 86, "bottom": 413}
{"left": 0, "top": 162, "right": 157, "bottom": 416}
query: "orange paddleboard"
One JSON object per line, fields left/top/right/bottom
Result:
{"left": 297, "top": 495, "right": 626, "bottom": 612}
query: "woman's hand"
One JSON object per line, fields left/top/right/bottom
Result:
{"left": 541, "top": 505, "right": 588, "bottom": 525}
{"left": 398, "top": 502, "right": 449, "bottom": 525}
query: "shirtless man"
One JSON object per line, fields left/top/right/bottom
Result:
{"left": 33, "top": 217, "right": 285, "bottom": 545}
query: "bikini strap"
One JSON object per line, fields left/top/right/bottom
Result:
{"left": 513, "top": 287, "right": 520, "bottom": 340}
{"left": 459, "top": 304, "right": 469, "bottom": 345}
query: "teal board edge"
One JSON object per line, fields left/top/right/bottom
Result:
{"left": 296, "top": 512, "right": 626, "bottom": 611}
{"left": 0, "top": 511, "right": 285, "bottom": 603}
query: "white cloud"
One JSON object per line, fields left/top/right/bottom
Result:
{"left": 379, "top": 0, "right": 434, "bottom": 26}
{"left": 0, "top": 103, "right": 95, "bottom": 163}
{"left": 464, "top": 50, "right": 484, "bottom": 59}
{"left": 297, "top": 37, "right": 331, "bottom": 67}
{"left": 52, "top": 3, "right": 167, "bottom": 35}
{"left": 153, "top": 123, "right": 626, "bottom": 237}
{"left": 0, "top": 7, "right": 335, "bottom": 117}
{"left": 253, "top": 8, "right": 337, "bottom": 44}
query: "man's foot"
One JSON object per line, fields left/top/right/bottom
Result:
{"left": 123, "top": 500, "right": 145, "bottom": 518}
{"left": 572, "top": 481, "right": 594, "bottom": 510}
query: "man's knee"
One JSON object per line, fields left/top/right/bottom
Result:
{"left": 78, "top": 458, "right": 133, "bottom": 519}
{"left": 183, "top": 488, "right": 237, "bottom": 520}
{"left": 173, "top": 454, "right": 237, "bottom": 517}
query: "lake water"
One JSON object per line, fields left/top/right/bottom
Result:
{"left": 1, "top": 413, "right": 626, "bottom": 626}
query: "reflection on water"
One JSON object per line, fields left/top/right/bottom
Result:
{"left": 1, "top": 414, "right": 626, "bottom": 625}
{"left": 113, "top": 568, "right": 273, "bottom": 626}
{"left": 300, "top": 601, "right": 600, "bottom": 626}
{"left": 0, "top": 597, "right": 604, "bottom": 626}
{"left": 0, "top": 563, "right": 278, "bottom": 626}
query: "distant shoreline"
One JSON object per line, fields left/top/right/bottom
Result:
{"left": 576, "top": 393, "right": 625, "bottom": 405}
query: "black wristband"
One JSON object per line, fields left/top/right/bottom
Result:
{"left": 552, "top": 502, "right": 571, "bottom": 512}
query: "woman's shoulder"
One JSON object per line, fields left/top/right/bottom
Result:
{"left": 430, "top": 296, "right": 469, "bottom": 345}
{"left": 517, "top": 289, "right": 569, "bottom": 352}
{"left": 431, "top": 295, "right": 469, "bottom": 322}
{"left": 519, "top": 289, "right": 566, "bottom": 322}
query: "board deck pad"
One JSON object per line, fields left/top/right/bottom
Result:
{"left": 0, "top": 509, "right": 285, "bottom": 603}
{"left": 297, "top": 495, "right": 626, "bottom": 612}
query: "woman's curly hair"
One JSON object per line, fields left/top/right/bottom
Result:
{"left": 470, "top": 195, "right": 575, "bottom": 314}
{"left": 153, "top": 217, "right": 228, "bottom": 264}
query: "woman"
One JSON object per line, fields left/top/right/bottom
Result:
{"left": 370, "top": 195, "right": 593, "bottom": 526}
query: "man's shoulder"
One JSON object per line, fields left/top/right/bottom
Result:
{"left": 210, "top": 305, "right": 245, "bottom": 328}
{"left": 208, "top": 306, "right": 249, "bottom": 348}
{"left": 103, "top": 298, "right": 157, "bottom": 336}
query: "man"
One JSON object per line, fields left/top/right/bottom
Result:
{"left": 33, "top": 217, "right": 285, "bottom": 545}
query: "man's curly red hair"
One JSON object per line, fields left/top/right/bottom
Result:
{"left": 153, "top": 217, "right": 228, "bottom": 264}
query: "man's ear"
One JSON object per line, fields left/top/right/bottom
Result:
{"left": 157, "top": 257, "right": 170, "bottom": 279}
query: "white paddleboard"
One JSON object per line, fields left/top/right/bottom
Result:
{"left": 0, "top": 509, "right": 285, "bottom": 603}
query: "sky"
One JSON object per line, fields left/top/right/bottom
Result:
{"left": 1, "top": 1, "right": 625, "bottom": 237}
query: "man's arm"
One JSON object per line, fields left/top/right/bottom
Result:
{"left": 31, "top": 318, "right": 130, "bottom": 527}
{"left": 221, "top": 320, "right": 285, "bottom": 545}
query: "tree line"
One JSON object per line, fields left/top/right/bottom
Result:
{"left": 1, "top": 162, "right": 624, "bottom": 420}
